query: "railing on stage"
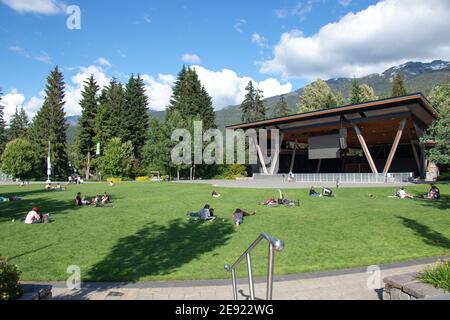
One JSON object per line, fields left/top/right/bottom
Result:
{"left": 253, "top": 172, "right": 414, "bottom": 184}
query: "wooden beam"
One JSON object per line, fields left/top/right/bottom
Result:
{"left": 411, "top": 142, "right": 421, "bottom": 176}
{"left": 269, "top": 133, "right": 284, "bottom": 175}
{"left": 383, "top": 119, "right": 407, "bottom": 176}
{"left": 289, "top": 140, "right": 298, "bottom": 173}
{"left": 353, "top": 125, "right": 378, "bottom": 174}
{"left": 316, "top": 159, "right": 322, "bottom": 174}
{"left": 252, "top": 136, "right": 269, "bottom": 175}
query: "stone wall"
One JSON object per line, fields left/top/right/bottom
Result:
{"left": 384, "top": 272, "right": 447, "bottom": 300}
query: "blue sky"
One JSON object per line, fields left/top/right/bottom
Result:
{"left": 1, "top": 0, "right": 450, "bottom": 122}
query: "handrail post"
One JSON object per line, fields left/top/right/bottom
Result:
{"left": 246, "top": 253, "right": 255, "bottom": 300}
{"left": 231, "top": 269, "right": 238, "bottom": 301}
{"left": 266, "top": 242, "right": 275, "bottom": 300}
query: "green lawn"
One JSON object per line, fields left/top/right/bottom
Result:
{"left": 0, "top": 182, "right": 449, "bottom": 282}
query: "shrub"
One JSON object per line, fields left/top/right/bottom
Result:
{"left": 223, "top": 164, "right": 248, "bottom": 180}
{"left": 418, "top": 260, "right": 450, "bottom": 291}
{"left": 106, "top": 177, "right": 123, "bottom": 183}
{"left": 136, "top": 176, "right": 150, "bottom": 182}
{"left": 0, "top": 257, "right": 23, "bottom": 300}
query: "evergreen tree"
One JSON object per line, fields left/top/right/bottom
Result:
{"left": 240, "top": 81, "right": 266, "bottom": 122}
{"left": 254, "top": 89, "right": 266, "bottom": 121}
{"left": 272, "top": 96, "right": 289, "bottom": 118}
{"left": 349, "top": 79, "right": 378, "bottom": 104}
{"left": 104, "top": 79, "right": 126, "bottom": 139}
{"left": 0, "top": 89, "right": 6, "bottom": 155}
{"left": 392, "top": 74, "right": 408, "bottom": 97}
{"left": 76, "top": 75, "right": 99, "bottom": 173}
{"left": 335, "top": 91, "right": 346, "bottom": 106}
{"left": 167, "top": 66, "right": 215, "bottom": 129}
{"left": 124, "top": 75, "right": 150, "bottom": 159}
{"left": 93, "top": 88, "right": 112, "bottom": 149}
{"left": 241, "top": 81, "right": 256, "bottom": 123}
{"left": 9, "top": 106, "right": 29, "bottom": 140}
{"left": 29, "top": 67, "right": 69, "bottom": 178}
{"left": 297, "top": 79, "right": 337, "bottom": 113}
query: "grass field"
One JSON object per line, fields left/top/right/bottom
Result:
{"left": 0, "top": 182, "right": 449, "bottom": 282}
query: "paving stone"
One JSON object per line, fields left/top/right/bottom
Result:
{"left": 383, "top": 273, "right": 419, "bottom": 289}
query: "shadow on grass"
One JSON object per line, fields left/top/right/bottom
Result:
{"left": 86, "top": 218, "right": 235, "bottom": 282}
{"left": 397, "top": 216, "right": 450, "bottom": 249}
{"left": 0, "top": 196, "right": 83, "bottom": 222}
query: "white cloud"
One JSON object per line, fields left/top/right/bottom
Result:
{"left": 275, "top": 1, "right": 317, "bottom": 21}
{"left": 234, "top": 19, "right": 247, "bottom": 33}
{"left": 192, "top": 65, "right": 292, "bottom": 109}
{"left": 261, "top": 0, "right": 450, "bottom": 80}
{"left": 274, "top": 9, "right": 288, "bottom": 19}
{"left": 252, "top": 33, "right": 269, "bottom": 48}
{"left": 141, "top": 74, "right": 175, "bottom": 111}
{"left": 8, "top": 45, "right": 52, "bottom": 64}
{"left": 182, "top": 53, "right": 201, "bottom": 64}
{"left": 0, "top": 0, "right": 65, "bottom": 14}
{"left": 95, "top": 57, "right": 111, "bottom": 67}
{"left": 2, "top": 89, "right": 25, "bottom": 124}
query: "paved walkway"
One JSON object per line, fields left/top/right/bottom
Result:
{"left": 47, "top": 257, "right": 447, "bottom": 300}
{"left": 175, "top": 179, "right": 418, "bottom": 189}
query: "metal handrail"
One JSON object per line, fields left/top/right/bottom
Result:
{"left": 224, "top": 233, "right": 284, "bottom": 300}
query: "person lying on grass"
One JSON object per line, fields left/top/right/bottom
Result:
{"left": 233, "top": 209, "right": 256, "bottom": 226}
{"left": 187, "top": 204, "right": 217, "bottom": 221}
{"left": 212, "top": 191, "right": 221, "bottom": 198}
{"left": 24, "top": 207, "right": 50, "bottom": 225}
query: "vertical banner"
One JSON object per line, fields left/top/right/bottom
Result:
{"left": 96, "top": 141, "right": 101, "bottom": 156}
{"left": 47, "top": 141, "right": 52, "bottom": 177}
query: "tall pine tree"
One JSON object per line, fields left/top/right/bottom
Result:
{"left": 76, "top": 75, "right": 99, "bottom": 178}
{"left": 167, "top": 66, "right": 215, "bottom": 129}
{"left": 272, "top": 96, "right": 289, "bottom": 118}
{"left": 93, "top": 88, "right": 112, "bottom": 149}
{"left": 240, "top": 81, "right": 266, "bottom": 122}
{"left": 29, "top": 67, "right": 69, "bottom": 178}
{"left": 124, "top": 75, "right": 150, "bottom": 159}
{"left": 392, "top": 74, "right": 408, "bottom": 97}
{"left": 105, "top": 79, "right": 126, "bottom": 139}
{"left": 9, "top": 106, "right": 29, "bottom": 140}
{"left": 0, "top": 88, "right": 6, "bottom": 155}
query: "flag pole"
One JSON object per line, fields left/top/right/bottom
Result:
{"left": 46, "top": 141, "right": 51, "bottom": 183}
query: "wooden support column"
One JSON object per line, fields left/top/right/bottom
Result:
{"left": 383, "top": 119, "right": 407, "bottom": 176}
{"left": 269, "top": 133, "right": 284, "bottom": 175}
{"left": 411, "top": 141, "right": 421, "bottom": 176}
{"left": 353, "top": 124, "right": 378, "bottom": 174}
{"left": 316, "top": 159, "right": 322, "bottom": 174}
{"left": 252, "top": 136, "right": 269, "bottom": 175}
{"left": 289, "top": 140, "right": 298, "bottom": 173}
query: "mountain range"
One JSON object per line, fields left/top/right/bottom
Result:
{"left": 66, "top": 60, "right": 450, "bottom": 141}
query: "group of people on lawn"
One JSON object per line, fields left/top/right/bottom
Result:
{"left": 75, "top": 192, "right": 110, "bottom": 207}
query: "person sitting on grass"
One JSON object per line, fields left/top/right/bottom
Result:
{"left": 425, "top": 184, "right": 440, "bottom": 200}
{"left": 45, "top": 183, "right": 54, "bottom": 191}
{"left": 102, "top": 192, "right": 110, "bottom": 205}
{"left": 91, "top": 195, "right": 102, "bottom": 207}
{"left": 75, "top": 192, "right": 90, "bottom": 206}
{"left": 232, "top": 208, "right": 256, "bottom": 227}
{"left": 309, "top": 186, "right": 321, "bottom": 197}
{"left": 24, "top": 207, "right": 49, "bottom": 225}
{"left": 397, "top": 187, "right": 414, "bottom": 199}
{"left": 55, "top": 183, "right": 66, "bottom": 191}
{"left": 212, "top": 191, "right": 221, "bottom": 198}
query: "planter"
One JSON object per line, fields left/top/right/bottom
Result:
{"left": 383, "top": 272, "right": 448, "bottom": 300}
